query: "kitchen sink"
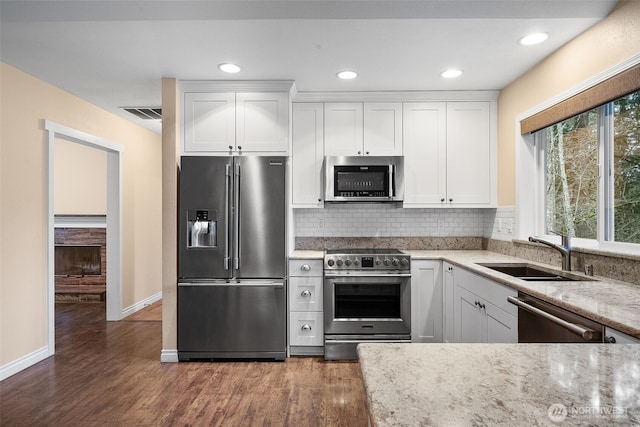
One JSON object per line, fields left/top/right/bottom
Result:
{"left": 476, "top": 263, "right": 596, "bottom": 282}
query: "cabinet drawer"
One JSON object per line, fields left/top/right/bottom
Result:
{"left": 289, "top": 277, "right": 323, "bottom": 311}
{"left": 289, "top": 312, "right": 324, "bottom": 346}
{"left": 485, "top": 301, "right": 517, "bottom": 343}
{"left": 455, "top": 267, "right": 517, "bottom": 316}
{"left": 289, "top": 259, "right": 323, "bottom": 277}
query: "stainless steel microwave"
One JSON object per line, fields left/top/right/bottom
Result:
{"left": 324, "top": 156, "right": 404, "bottom": 203}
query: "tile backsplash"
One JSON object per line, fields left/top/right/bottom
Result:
{"left": 294, "top": 205, "right": 640, "bottom": 286}
{"left": 294, "top": 205, "right": 516, "bottom": 240}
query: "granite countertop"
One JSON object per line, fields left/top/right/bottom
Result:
{"left": 289, "top": 249, "right": 324, "bottom": 259}
{"left": 289, "top": 249, "right": 640, "bottom": 338}
{"left": 404, "top": 250, "right": 640, "bottom": 339}
{"left": 358, "top": 343, "right": 640, "bottom": 426}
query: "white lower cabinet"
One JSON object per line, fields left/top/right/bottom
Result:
{"left": 456, "top": 286, "right": 485, "bottom": 343}
{"left": 411, "top": 260, "right": 443, "bottom": 343}
{"left": 605, "top": 327, "right": 640, "bottom": 344}
{"left": 289, "top": 312, "right": 324, "bottom": 347}
{"left": 288, "top": 259, "right": 324, "bottom": 355}
{"left": 443, "top": 262, "right": 455, "bottom": 343}
{"left": 453, "top": 266, "right": 517, "bottom": 343}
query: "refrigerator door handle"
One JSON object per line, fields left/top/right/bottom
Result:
{"left": 224, "top": 164, "right": 232, "bottom": 270}
{"left": 234, "top": 163, "right": 241, "bottom": 270}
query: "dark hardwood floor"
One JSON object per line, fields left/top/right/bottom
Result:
{"left": 1, "top": 303, "right": 369, "bottom": 426}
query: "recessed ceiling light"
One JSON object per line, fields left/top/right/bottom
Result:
{"left": 218, "top": 63, "right": 241, "bottom": 73}
{"left": 337, "top": 70, "right": 358, "bottom": 80}
{"left": 518, "top": 33, "right": 549, "bottom": 46}
{"left": 440, "top": 69, "right": 463, "bottom": 79}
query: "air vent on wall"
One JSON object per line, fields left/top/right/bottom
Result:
{"left": 120, "top": 107, "right": 162, "bottom": 120}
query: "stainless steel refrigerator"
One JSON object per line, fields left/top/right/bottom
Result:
{"left": 177, "top": 156, "right": 286, "bottom": 361}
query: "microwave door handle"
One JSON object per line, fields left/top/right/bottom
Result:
{"left": 389, "top": 164, "right": 394, "bottom": 199}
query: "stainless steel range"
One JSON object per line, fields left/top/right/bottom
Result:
{"left": 323, "top": 249, "right": 411, "bottom": 360}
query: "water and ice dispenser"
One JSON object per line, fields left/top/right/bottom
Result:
{"left": 187, "top": 210, "right": 217, "bottom": 248}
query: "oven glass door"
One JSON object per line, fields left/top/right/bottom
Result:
{"left": 334, "top": 283, "right": 401, "bottom": 319}
{"left": 324, "top": 275, "right": 410, "bottom": 335}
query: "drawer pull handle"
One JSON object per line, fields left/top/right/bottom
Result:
{"left": 300, "top": 264, "right": 311, "bottom": 271}
{"left": 300, "top": 290, "right": 312, "bottom": 297}
{"left": 301, "top": 324, "right": 312, "bottom": 331}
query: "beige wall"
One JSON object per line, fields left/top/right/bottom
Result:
{"left": 497, "top": 0, "right": 640, "bottom": 205}
{"left": 0, "top": 62, "right": 162, "bottom": 367}
{"left": 54, "top": 138, "right": 107, "bottom": 215}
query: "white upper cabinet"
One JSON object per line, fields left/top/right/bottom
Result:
{"left": 184, "top": 92, "right": 235, "bottom": 152}
{"left": 324, "top": 102, "right": 402, "bottom": 156}
{"left": 403, "top": 102, "right": 447, "bottom": 205}
{"left": 183, "top": 91, "right": 288, "bottom": 154}
{"left": 324, "top": 103, "right": 363, "bottom": 156}
{"left": 236, "top": 92, "right": 289, "bottom": 153}
{"left": 363, "top": 103, "right": 403, "bottom": 156}
{"left": 446, "top": 102, "right": 491, "bottom": 205}
{"left": 403, "top": 101, "right": 494, "bottom": 207}
{"left": 292, "top": 103, "right": 324, "bottom": 207}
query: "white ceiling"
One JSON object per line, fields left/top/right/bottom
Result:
{"left": 0, "top": 0, "right": 619, "bottom": 134}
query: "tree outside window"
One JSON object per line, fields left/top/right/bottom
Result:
{"left": 613, "top": 91, "right": 640, "bottom": 244}
{"left": 540, "top": 89, "right": 640, "bottom": 245}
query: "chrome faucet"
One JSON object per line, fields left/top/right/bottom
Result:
{"left": 528, "top": 235, "right": 572, "bottom": 271}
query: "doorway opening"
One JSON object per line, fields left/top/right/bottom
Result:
{"left": 45, "top": 120, "right": 124, "bottom": 356}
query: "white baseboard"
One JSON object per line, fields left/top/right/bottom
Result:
{"left": 161, "top": 349, "right": 179, "bottom": 363}
{"left": 121, "top": 291, "right": 162, "bottom": 318}
{"left": 3, "top": 292, "right": 166, "bottom": 380}
{"left": 0, "top": 346, "right": 50, "bottom": 381}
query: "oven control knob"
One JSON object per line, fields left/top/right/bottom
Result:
{"left": 400, "top": 258, "right": 409, "bottom": 267}
{"left": 392, "top": 258, "right": 400, "bottom": 266}
{"left": 336, "top": 259, "right": 344, "bottom": 267}
{"left": 375, "top": 258, "right": 382, "bottom": 266}
{"left": 354, "top": 259, "right": 360, "bottom": 266}
{"left": 345, "top": 259, "right": 352, "bottom": 266}
{"left": 327, "top": 259, "right": 335, "bottom": 267}
{"left": 384, "top": 259, "right": 391, "bottom": 266}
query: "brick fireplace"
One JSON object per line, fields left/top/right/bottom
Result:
{"left": 55, "top": 228, "right": 106, "bottom": 302}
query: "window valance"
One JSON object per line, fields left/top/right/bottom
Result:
{"left": 520, "top": 63, "right": 640, "bottom": 134}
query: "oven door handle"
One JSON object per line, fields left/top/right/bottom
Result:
{"left": 507, "top": 296, "right": 596, "bottom": 340}
{"left": 324, "top": 272, "right": 412, "bottom": 278}
{"left": 326, "top": 339, "right": 412, "bottom": 344}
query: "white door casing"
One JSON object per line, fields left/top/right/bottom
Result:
{"left": 44, "top": 120, "right": 124, "bottom": 357}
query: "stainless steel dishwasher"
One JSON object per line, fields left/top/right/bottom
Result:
{"left": 508, "top": 292, "right": 604, "bottom": 343}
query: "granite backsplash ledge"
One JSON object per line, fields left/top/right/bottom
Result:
{"left": 485, "top": 238, "right": 640, "bottom": 287}
{"left": 295, "top": 237, "right": 483, "bottom": 251}
{"left": 294, "top": 236, "right": 640, "bottom": 288}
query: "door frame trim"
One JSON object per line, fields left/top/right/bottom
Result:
{"left": 44, "top": 120, "right": 124, "bottom": 356}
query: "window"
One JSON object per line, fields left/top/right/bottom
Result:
{"left": 535, "top": 90, "right": 640, "bottom": 245}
